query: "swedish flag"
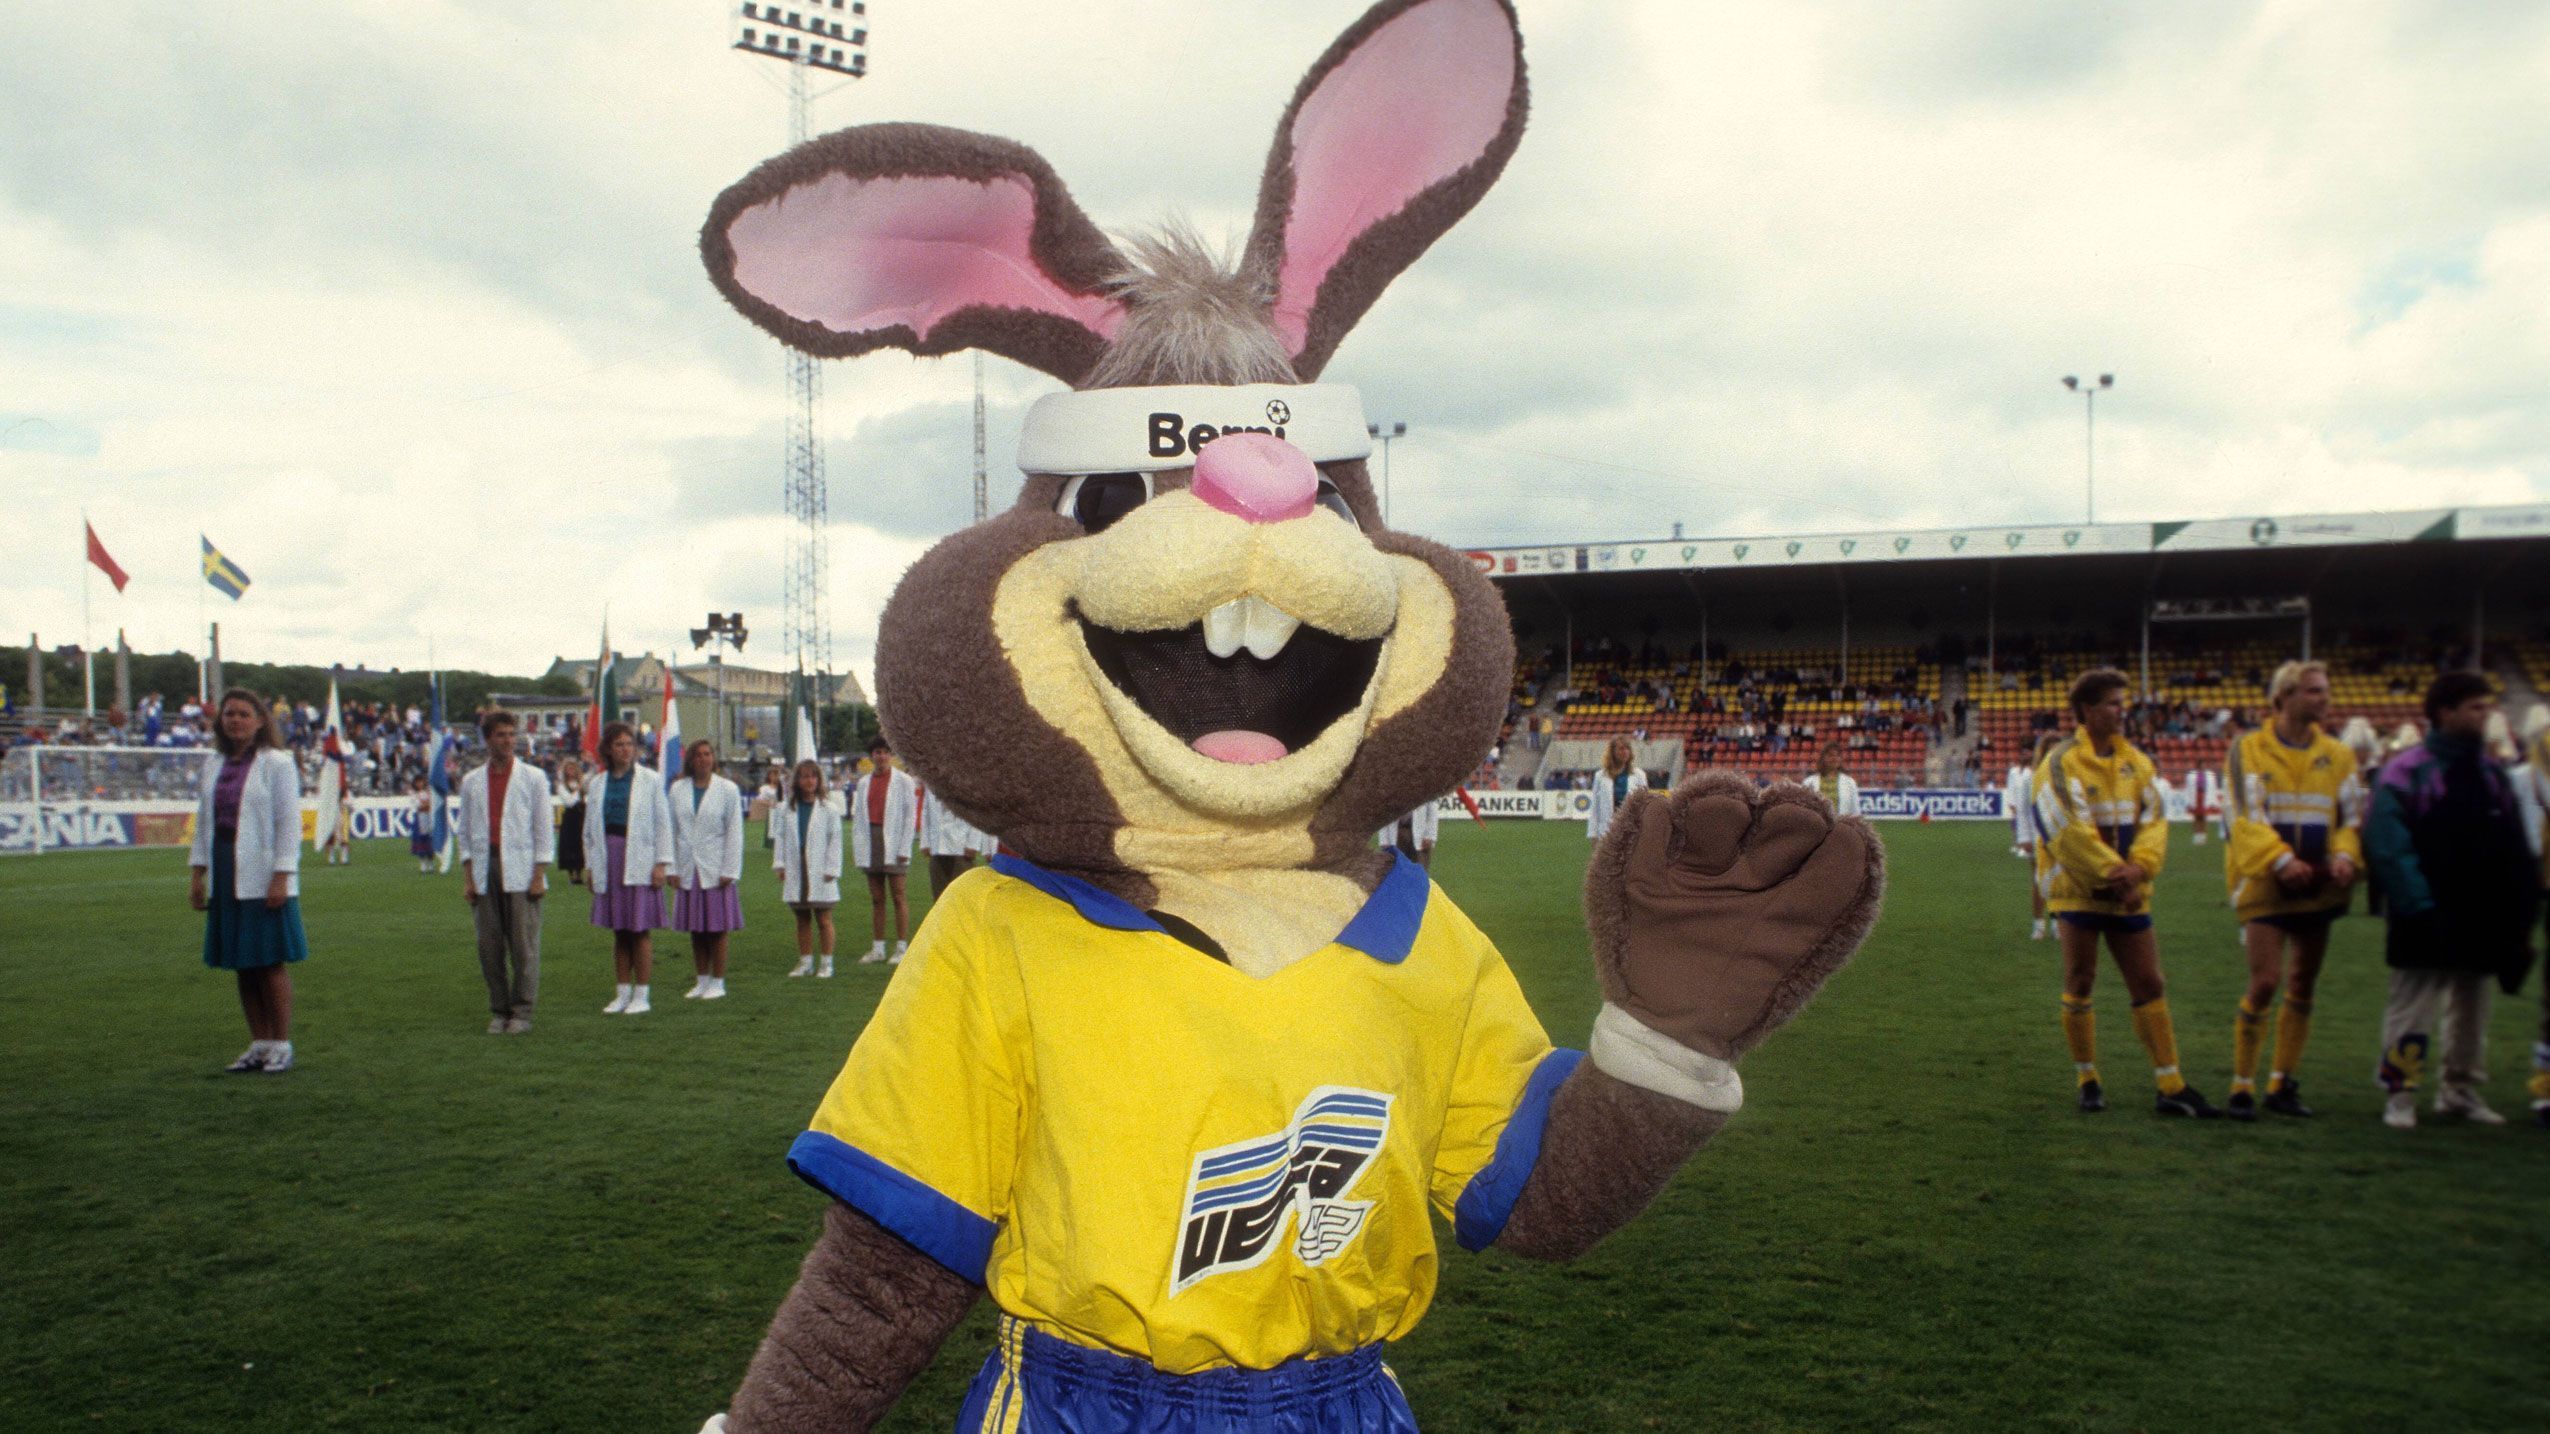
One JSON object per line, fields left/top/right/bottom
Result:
{"left": 201, "top": 536, "right": 251, "bottom": 600}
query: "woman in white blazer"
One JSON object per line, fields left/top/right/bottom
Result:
{"left": 773, "top": 759, "right": 845, "bottom": 979}
{"left": 848, "top": 739, "right": 919, "bottom": 963}
{"left": 668, "top": 739, "right": 747, "bottom": 1000}
{"left": 1586, "top": 735, "right": 1649, "bottom": 843}
{"left": 584, "top": 721, "right": 674, "bottom": 1015}
{"left": 919, "top": 783, "right": 979, "bottom": 903}
{"left": 1376, "top": 799, "right": 1441, "bottom": 869}
{"left": 1812, "top": 743, "right": 1863, "bottom": 818}
{"left": 187, "top": 689, "right": 309, "bottom": 1074}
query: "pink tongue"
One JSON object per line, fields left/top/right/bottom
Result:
{"left": 1192, "top": 730, "right": 1290, "bottom": 765}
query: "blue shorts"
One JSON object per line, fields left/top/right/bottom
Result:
{"left": 956, "top": 1317, "right": 1418, "bottom": 1433}
{"left": 2057, "top": 911, "right": 2153, "bottom": 935}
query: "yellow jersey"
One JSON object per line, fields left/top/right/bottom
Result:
{"left": 2223, "top": 724, "right": 2365, "bottom": 922}
{"left": 789, "top": 853, "right": 1573, "bottom": 1375}
{"left": 2033, "top": 732, "right": 2168, "bottom": 916}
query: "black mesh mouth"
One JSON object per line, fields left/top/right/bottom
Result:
{"left": 1076, "top": 608, "right": 1383, "bottom": 754}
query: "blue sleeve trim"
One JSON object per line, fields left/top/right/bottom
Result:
{"left": 1453, "top": 1047, "right": 1586, "bottom": 1253}
{"left": 786, "top": 1130, "right": 996, "bottom": 1284}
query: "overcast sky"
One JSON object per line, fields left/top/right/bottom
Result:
{"left": 7, "top": 0, "right": 2546, "bottom": 691}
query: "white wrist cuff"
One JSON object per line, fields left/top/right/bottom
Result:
{"left": 1590, "top": 1003, "right": 1744, "bottom": 1113}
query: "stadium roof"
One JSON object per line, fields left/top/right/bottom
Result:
{"left": 1469, "top": 501, "right": 2550, "bottom": 580}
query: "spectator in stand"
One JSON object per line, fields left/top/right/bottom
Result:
{"left": 2365, "top": 673, "right": 2540, "bottom": 1130}
{"left": 1586, "top": 735, "right": 1647, "bottom": 845}
{"left": 773, "top": 758, "right": 844, "bottom": 980}
{"left": 458, "top": 711, "right": 552, "bottom": 1035}
{"left": 188, "top": 688, "right": 308, "bottom": 1075}
{"left": 587, "top": 721, "right": 673, "bottom": 1016}
{"left": 667, "top": 739, "right": 747, "bottom": 1001}
{"left": 849, "top": 738, "right": 918, "bottom": 964}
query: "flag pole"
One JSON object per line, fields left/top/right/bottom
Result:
{"left": 81, "top": 510, "right": 95, "bottom": 716}
{"left": 196, "top": 531, "right": 208, "bottom": 703}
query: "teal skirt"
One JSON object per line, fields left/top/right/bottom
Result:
{"left": 203, "top": 835, "right": 310, "bottom": 971}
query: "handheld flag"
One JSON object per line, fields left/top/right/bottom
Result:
{"left": 201, "top": 536, "right": 250, "bottom": 600}
{"left": 85, "top": 523, "right": 130, "bottom": 593}
{"left": 1455, "top": 787, "right": 1486, "bottom": 827}
{"left": 580, "top": 616, "right": 615, "bottom": 762}
{"left": 657, "top": 663, "right": 682, "bottom": 791}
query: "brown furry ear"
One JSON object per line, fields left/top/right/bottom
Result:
{"left": 702, "top": 122, "right": 1129, "bottom": 386}
{"left": 1243, "top": 0, "right": 1529, "bottom": 380}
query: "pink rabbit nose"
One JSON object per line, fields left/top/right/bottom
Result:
{"left": 1189, "top": 432, "right": 1317, "bottom": 524}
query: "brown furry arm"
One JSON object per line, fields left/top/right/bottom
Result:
{"left": 1491, "top": 1063, "right": 1727, "bottom": 1262}
{"left": 725, "top": 1202, "right": 980, "bottom": 1434}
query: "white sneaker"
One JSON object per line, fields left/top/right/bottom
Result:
{"left": 2030, "top": 921, "right": 2046, "bottom": 941}
{"left": 790, "top": 956, "right": 815, "bottom": 978}
{"left": 817, "top": 956, "right": 834, "bottom": 979}
{"left": 2382, "top": 1092, "right": 2418, "bottom": 1130}
{"left": 225, "top": 1044, "right": 268, "bottom": 1074}
{"left": 857, "top": 949, "right": 886, "bottom": 965}
{"left": 683, "top": 979, "right": 706, "bottom": 999}
{"left": 701, "top": 981, "right": 727, "bottom": 1001}
{"left": 624, "top": 991, "right": 651, "bottom": 1015}
{"left": 487, "top": 1017, "right": 509, "bottom": 1035}
{"left": 603, "top": 989, "right": 631, "bottom": 1014}
{"left": 2437, "top": 1091, "right": 2507, "bottom": 1126}
{"left": 260, "top": 1043, "right": 294, "bottom": 1074}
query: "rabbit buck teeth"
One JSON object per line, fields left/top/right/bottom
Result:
{"left": 1201, "top": 597, "right": 1303, "bottom": 660}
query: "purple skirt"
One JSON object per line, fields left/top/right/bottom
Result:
{"left": 670, "top": 879, "right": 745, "bottom": 934}
{"left": 589, "top": 834, "right": 664, "bottom": 933}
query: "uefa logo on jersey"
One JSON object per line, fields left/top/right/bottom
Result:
{"left": 1172, "top": 1086, "right": 1393, "bottom": 1293}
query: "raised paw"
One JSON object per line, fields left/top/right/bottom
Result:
{"left": 1584, "top": 770, "right": 1886, "bottom": 1061}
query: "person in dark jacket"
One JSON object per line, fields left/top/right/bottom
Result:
{"left": 2364, "top": 672, "right": 2540, "bottom": 1130}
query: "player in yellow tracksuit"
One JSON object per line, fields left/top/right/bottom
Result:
{"left": 2035, "top": 669, "right": 2219, "bottom": 1118}
{"left": 2220, "top": 661, "right": 2364, "bottom": 1121}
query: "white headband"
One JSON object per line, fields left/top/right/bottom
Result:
{"left": 1016, "top": 383, "right": 1372, "bottom": 475}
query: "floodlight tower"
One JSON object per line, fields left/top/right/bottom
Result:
{"left": 2061, "top": 372, "right": 2113, "bottom": 524}
{"left": 729, "top": 2, "right": 869, "bottom": 732}
{"left": 973, "top": 351, "right": 989, "bottom": 523}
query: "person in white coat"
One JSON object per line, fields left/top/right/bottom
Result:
{"left": 668, "top": 739, "right": 748, "bottom": 1000}
{"left": 773, "top": 759, "right": 845, "bottom": 979}
{"left": 1586, "top": 735, "right": 1648, "bottom": 844}
{"left": 849, "top": 738, "right": 919, "bottom": 963}
{"left": 188, "top": 689, "right": 309, "bottom": 1074}
{"left": 458, "top": 711, "right": 554, "bottom": 1034}
{"left": 919, "top": 783, "right": 979, "bottom": 902}
{"left": 1377, "top": 798, "right": 1440, "bottom": 869}
{"left": 1812, "top": 743, "right": 1862, "bottom": 818}
{"left": 585, "top": 721, "right": 674, "bottom": 1015}
{"left": 2006, "top": 759, "right": 2036, "bottom": 859}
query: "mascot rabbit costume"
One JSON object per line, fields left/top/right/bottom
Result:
{"left": 697, "top": 2, "right": 1884, "bottom": 1428}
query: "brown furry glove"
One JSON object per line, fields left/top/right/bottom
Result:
{"left": 1585, "top": 771, "right": 1885, "bottom": 1071}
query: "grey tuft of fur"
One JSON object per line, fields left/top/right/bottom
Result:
{"left": 1084, "top": 221, "right": 1297, "bottom": 389}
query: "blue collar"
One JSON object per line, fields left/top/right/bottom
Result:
{"left": 986, "top": 850, "right": 1430, "bottom": 965}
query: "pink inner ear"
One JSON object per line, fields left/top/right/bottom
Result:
{"left": 1271, "top": 0, "right": 1518, "bottom": 353}
{"left": 726, "top": 172, "right": 1124, "bottom": 343}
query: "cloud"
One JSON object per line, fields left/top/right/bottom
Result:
{"left": 3, "top": 0, "right": 2545, "bottom": 697}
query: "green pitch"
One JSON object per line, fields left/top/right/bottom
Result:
{"left": 5, "top": 821, "right": 2545, "bottom": 1432}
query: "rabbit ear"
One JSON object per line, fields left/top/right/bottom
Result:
{"left": 1242, "top": 0, "right": 1527, "bottom": 379}
{"left": 702, "top": 123, "right": 1129, "bottom": 386}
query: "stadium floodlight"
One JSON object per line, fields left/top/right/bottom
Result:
{"left": 1367, "top": 420, "right": 1406, "bottom": 524}
{"left": 732, "top": 0, "right": 869, "bottom": 79}
{"left": 2060, "top": 373, "right": 2114, "bottom": 524}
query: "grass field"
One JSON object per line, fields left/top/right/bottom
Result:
{"left": 6, "top": 819, "right": 2547, "bottom": 1432}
